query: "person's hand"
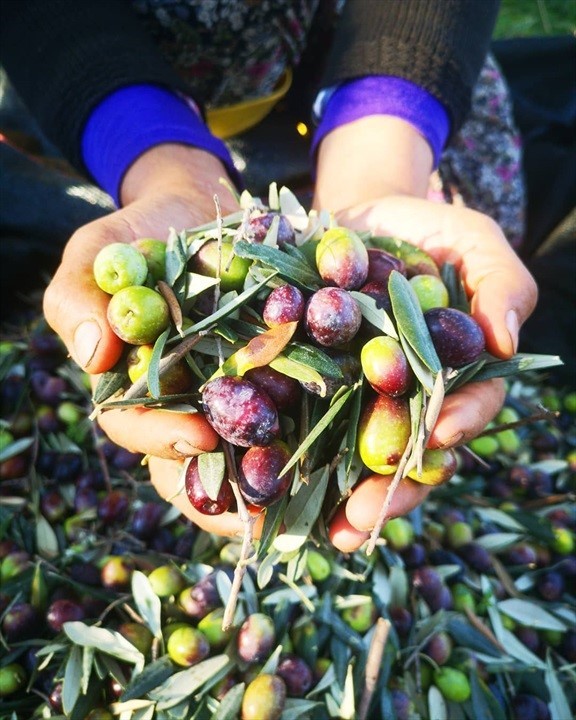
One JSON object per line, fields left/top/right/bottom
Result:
{"left": 323, "top": 197, "right": 537, "bottom": 551}
{"left": 312, "top": 117, "right": 538, "bottom": 552}
{"left": 43, "top": 144, "right": 240, "bottom": 463}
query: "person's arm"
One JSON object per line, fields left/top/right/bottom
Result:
{"left": 309, "top": 1, "right": 538, "bottom": 552}
{"left": 0, "top": 0, "right": 197, "bottom": 173}
{"left": 318, "top": 0, "right": 501, "bottom": 135}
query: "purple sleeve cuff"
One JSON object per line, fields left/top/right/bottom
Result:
{"left": 81, "top": 84, "right": 240, "bottom": 207}
{"left": 312, "top": 76, "right": 451, "bottom": 169}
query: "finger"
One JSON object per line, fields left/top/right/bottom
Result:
{"left": 97, "top": 406, "right": 219, "bottom": 459}
{"left": 148, "top": 457, "right": 266, "bottom": 538}
{"left": 345, "top": 473, "right": 432, "bottom": 532}
{"left": 328, "top": 505, "right": 370, "bottom": 553}
{"left": 43, "top": 220, "right": 130, "bottom": 373}
{"left": 429, "top": 378, "right": 506, "bottom": 448}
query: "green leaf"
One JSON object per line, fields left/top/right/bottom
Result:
{"left": 545, "top": 655, "right": 573, "bottom": 720}
{"left": 150, "top": 655, "right": 233, "bottom": 709}
{"left": 92, "top": 361, "right": 128, "bottom": 404}
{"left": 282, "top": 699, "right": 324, "bottom": 719}
{"left": 148, "top": 328, "right": 170, "bottom": 398}
{"left": 278, "top": 387, "right": 354, "bottom": 479}
{"left": 460, "top": 353, "right": 563, "bottom": 384}
{"left": 197, "top": 452, "right": 226, "bottom": 502}
{"left": 269, "top": 355, "right": 327, "bottom": 395}
{"left": 497, "top": 599, "right": 567, "bottom": 631}
{"left": 36, "top": 514, "right": 60, "bottom": 559}
{"left": 234, "top": 240, "right": 322, "bottom": 291}
{"left": 64, "top": 621, "right": 145, "bottom": 670}
{"left": 0, "top": 436, "right": 34, "bottom": 463}
{"left": 62, "top": 645, "right": 83, "bottom": 716}
{"left": 165, "top": 228, "right": 189, "bottom": 286}
{"left": 120, "top": 657, "right": 175, "bottom": 702}
{"left": 210, "top": 682, "right": 245, "bottom": 720}
{"left": 441, "top": 262, "right": 470, "bottom": 313}
{"left": 178, "top": 272, "right": 277, "bottom": 338}
{"left": 184, "top": 272, "right": 221, "bottom": 300}
{"left": 389, "top": 270, "right": 442, "bottom": 374}
{"left": 282, "top": 343, "right": 343, "bottom": 378}
{"left": 257, "top": 495, "right": 289, "bottom": 560}
{"left": 273, "top": 466, "right": 330, "bottom": 553}
{"left": 428, "top": 685, "right": 448, "bottom": 720}
{"left": 349, "top": 291, "right": 398, "bottom": 338}
{"left": 131, "top": 571, "right": 162, "bottom": 638}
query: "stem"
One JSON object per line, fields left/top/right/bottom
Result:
{"left": 91, "top": 333, "right": 206, "bottom": 419}
{"left": 358, "top": 618, "right": 391, "bottom": 720}
{"left": 365, "top": 435, "right": 414, "bottom": 556}
{"left": 221, "top": 441, "right": 258, "bottom": 631}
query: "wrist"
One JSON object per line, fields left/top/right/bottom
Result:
{"left": 120, "top": 143, "right": 234, "bottom": 208}
{"left": 81, "top": 84, "right": 240, "bottom": 206}
{"left": 313, "top": 115, "right": 433, "bottom": 213}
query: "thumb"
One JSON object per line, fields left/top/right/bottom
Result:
{"left": 43, "top": 223, "right": 126, "bottom": 373}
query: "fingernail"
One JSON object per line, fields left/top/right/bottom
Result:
{"left": 173, "top": 440, "right": 200, "bottom": 457}
{"left": 437, "top": 431, "right": 464, "bottom": 449}
{"left": 74, "top": 321, "right": 101, "bottom": 368}
{"left": 506, "top": 309, "right": 519, "bottom": 354}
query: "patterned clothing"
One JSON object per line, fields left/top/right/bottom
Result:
{"left": 131, "top": 0, "right": 320, "bottom": 106}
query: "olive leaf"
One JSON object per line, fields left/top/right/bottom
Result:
{"left": 157, "top": 280, "right": 184, "bottom": 335}
{"left": 149, "top": 655, "right": 233, "bottom": 709}
{"left": 441, "top": 261, "right": 470, "bottom": 313}
{"left": 349, "top": 291, "right": 398, "bottom": 339}
{"left": 198, "top": 451, "right": 226, "bottom": 502}
{"left": 120, "top": 657, "right": 174, "bottom": 702}
{"left": 278, "top": 386, "right": 355, "bottom": 479}
{"left": 453, "top": 353, "right": 564, "bottom": 387}
{"left": 165, "top": 227, "right": 189, "bottom": 286}
{"left": 211, "top": 321, "right": 298, "bottom": 379}
{"left": 282, "top": 342, "right": 343, "bottom": 378}
{"left": 545, "top": 656, "right": 573, "bottom": 720}
{"left": 92, "top": 360, "right": 129, "bottom": 404}
{"left": 177, "top": 272, "right": 277, "bottom": 338}
{"left": 62, "top": 644, "right": 83, "bottom": 716}
{"left": 147, "top": 327, "right": 170, "bottom": 399}
{"left": 269, "top": 355, "right": 327, "bottom": 396}
{"left": 131, "top": 571, "right": 162, "bottom": 639}
{"left": 184, "top": 271, "right": 221, "bottom": 300}
{"left": 389, "top": 270, "right": 442, "bottom": 375}
{"left": 210, "top": 682, "right": 246, "bottom": 720}
{"left": 273, "top": 466, "right": 330, "bottom": 553}
{"left": 233, "top": 240, "right": 322, "bottom": 291}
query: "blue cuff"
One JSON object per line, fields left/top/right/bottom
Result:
{"left": 312, "top": 76, "right": 451, "bottom": 169}
{"left": 81, "top": 84, "right": 240, "bottom": 206}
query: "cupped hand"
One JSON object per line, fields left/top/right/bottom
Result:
{"left": 43, "top": 144, "right": 239, "bottom": 460}
{"left": 325, "top": 194, "right": 538, "bottom": 552}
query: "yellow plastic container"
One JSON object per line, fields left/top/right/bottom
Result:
{"left": 206, "top": 69, "right": 292, "bottom": 139}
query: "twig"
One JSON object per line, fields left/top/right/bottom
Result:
{"left": 91, "top": 333, "right": 206, "bottom": 418}
{"left": 221, "top": 441, "right": 258, "bottom": 631}
{"left": 358, "top": 618, "right": 391, "bottom": 720}
{"left": 365, "top": 435, "right": 414, "bottom": 556}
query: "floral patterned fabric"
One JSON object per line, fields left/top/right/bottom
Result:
{"left": 131, "top": 0, "right": 320, "bottom": 105}
{"left": 435, "top": 53, "right": 525, "bottom": 249}
{"left": 131, "top": 0, "right": 525, "bottom": 248}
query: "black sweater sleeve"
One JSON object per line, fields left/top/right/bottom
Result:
{"left": 0, "top": 0, "right": 500, "bottom": 171}
{"left": 321, "top": 0, "right": 501, "bottom": 132}
{"left": 0, "top": 0, "right": 193, "bottom": 170}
